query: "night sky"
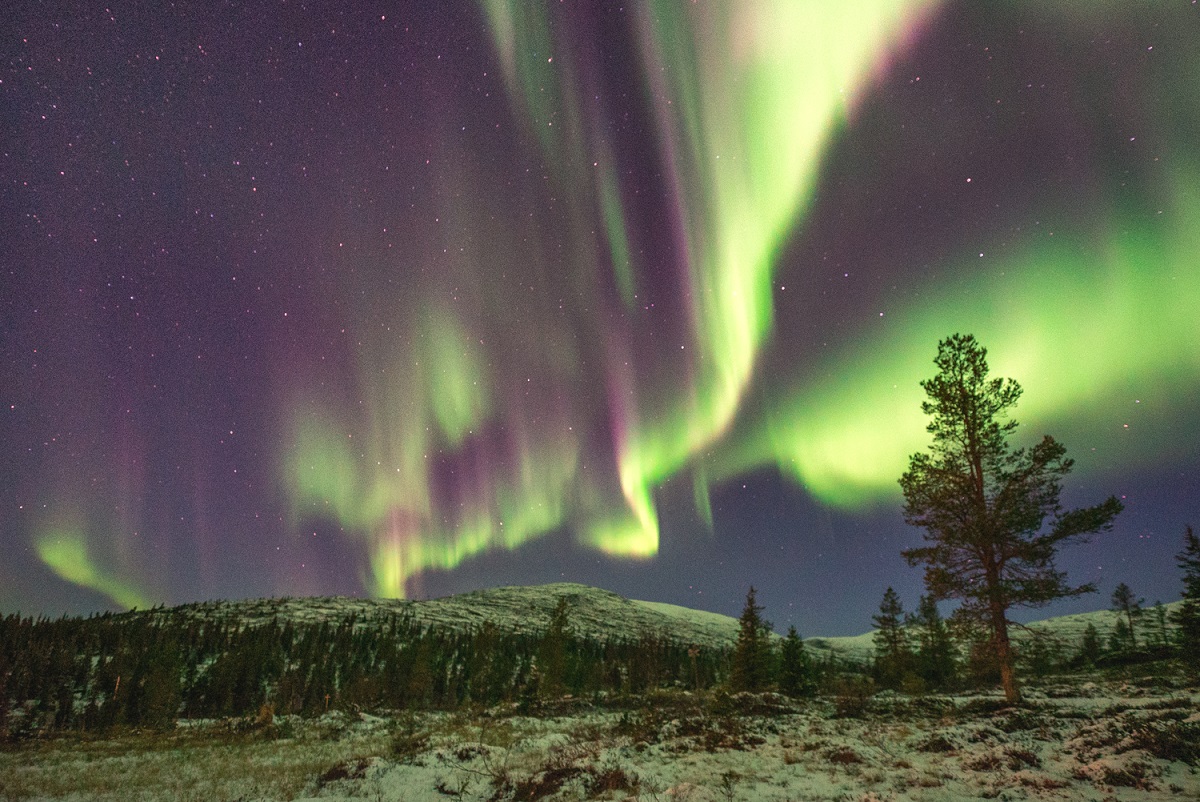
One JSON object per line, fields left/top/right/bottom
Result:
{"left": 3, "top": 1, "right": 1198, "bottom": 636}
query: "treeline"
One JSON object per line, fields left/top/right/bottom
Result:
{"left": 0, "top": 599, "right": 725, "bottom": 738}
{"left": 865, "top": 588, "right": 1192, "bottom": 697}
{"left": 720, "top": 525, "right": 1200, "bottom": 703}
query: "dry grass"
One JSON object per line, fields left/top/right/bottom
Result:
{"left": 0, "top": 722, "right": 392, "bottom": 801}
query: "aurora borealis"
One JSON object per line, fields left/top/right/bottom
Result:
{"left": 3, "top": 1, "right": 1198, "bottom": 635}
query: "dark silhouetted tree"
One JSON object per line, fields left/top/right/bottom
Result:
{"left": 899, "top": 334, "right": 1123, "bottom": 703}
{"left": 1077, "top": 623, "right": 1102, "bottom": 667}
{"left": 1110, "top": 582, "right": 1143, "bottom": 650}
{"left": 0, "top": 670, "right": 9, "bottom": 739}
{"left": 1107, "top": 619, "right": 1133, "bottom": 657}
{"left": 1149, "top": 601, "right": 1170, "bottom": 650}
{"left": 912, "top": 595, "right": 958, "bottom": 690}
{"left": 537, "top": 597, "right": 572, "bottom": 699}
{"left": 133, "top": 648, "right": 182, "bottom": 729}
{"left": 872, "top": 588, "right": 914, "bottom": 690}
{"left": 1022, "top": 633, "right": 1061, "bottom": 678}
{"left": 406, "top": 639, "right": 435, "bottom": 708}
{"left": 730, "top": 587, "right": 770, "bottom": 693}
{"left": 778, "top": 626, "right": 815, "bottom": 698}
{"left": 1172, "top": 525, "right": 1200, "bottom": 675}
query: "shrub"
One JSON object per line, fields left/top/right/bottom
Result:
{"left": 509, "top": 766, "right": 585, "bottom": 801}
{"left": 994, "top": 708, "right": 1048, "bottom": 733}
{"left": 390, "top": 726, "right": 431, "bottom": 762}
{"left": 317, "top": 757, "right": 374, "bottom": 786}
{"left": 916, "top": 732, "right": 959, "bottom": 753}
{"left": 827, "top": 745, "right": 864, "bottom": 764}
{"left": 1003, "top": 746, "right": 1041, "bottom": 769}
{"left": 831, "top": 677, "right": 875, "bottom": 719}
{"left": 583, "top": 760, "right": 637, "bottom": 796}
{"left": 1128, "top": 721, "right": 1200, "bottom": 765}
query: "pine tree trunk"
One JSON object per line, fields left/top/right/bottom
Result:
{"left": 990, "top": 603, "right": 1021, "bottom": 704}
{"left": 982, "top": 545, "right": 1021, "bottom": 705}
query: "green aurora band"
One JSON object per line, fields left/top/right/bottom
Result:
{"left": 751, "top": 172, "right": 1200, "bottom": 507}
{"left": 612, "top": 0, "right": 940, "bottom": 545}
{"left": 285, "top": 0, "right": 941, "bottom": 597}
{"left": 35, "top": 521, "right": 152, "bottom": 611}
{"left": 280, "top": 0, "right": 1200, "bottom": 600}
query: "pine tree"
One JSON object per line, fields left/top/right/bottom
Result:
{"left": 778, "top": 626, "right": 816, "bottom": 698}
{"left": 900, "top": 334, "right": 1123, "bottom": 703}
{"left": 912, "top": 595, "right": 957, "bottom": 690}
{"left": 1110, "top": 582, "right": 1143, "bottom": 650}
{"left": 1149, "top": 601, "right": 1170, "bottom": 650}
{"left": 1171, "top": 525, "right": 1200, "bottom": 675}
{"left": 872, "top": 587, "right": 914, "bottom": 690}
{"left": 0, "top": 668, "right": 9, "bottom": 739}
{"left": 1022, "top": 634, "right": 1061, "bottom": 678}
{"left": 537, "top": 597, "right": 572, "bottom": 699}
{"left": 134, "top": 648, "right": 182, "bottom": 729}
{"left": 463, "top": 623, "right": 500, "bottom": 705}
{"left": 1077, "top": 623, "right": 1102, "bottom": 667}
{"left": 1107, "top": 619, "right": 1132, "bottom": 657}
{"left": 406, "top": 639, "right": 435, "bottom": 708}
{"left": 730, "top": 587, "right": 770, "bottom": 693}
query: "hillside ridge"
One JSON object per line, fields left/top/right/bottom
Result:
{"left": 131, "top": 582, "right": 1183, "bottom": 662}
{"left": 138, "top": 582, "right": 742, "bottom": 650}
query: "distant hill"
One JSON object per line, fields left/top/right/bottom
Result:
{"left": 803, "top": 600, "right": 1185, "bottom": 665}
{"left": 142, "top": 582, "right": 743, "bottom": 651}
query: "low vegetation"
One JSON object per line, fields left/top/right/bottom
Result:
{"left": 2, "top": 675, "right": 1196, "bottom": 801}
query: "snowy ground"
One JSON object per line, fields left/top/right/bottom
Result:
{"left": 3, "top": 675, "right": 1196, "bottom": 802}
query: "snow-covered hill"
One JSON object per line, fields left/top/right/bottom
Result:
{"left": 147, "top": 583, "right": 744, "bottom": 650}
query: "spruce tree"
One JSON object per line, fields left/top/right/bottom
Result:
{"left": 1110, "top": 582, "right": 1143, "bottom": 650}
{"left": 1171, "top": 525, "right": 1200, "bottom": 675}
{"left": 912, "top": 595, "right": 957, "bottom": 690}
{"left": 134, "top": 648, "right": 182, "bottom": 729}
{"left": 0, "top": 669, "right": 9, "bottom": 740}
{"left": 872, "top": 587, "right": 914, "bottom": 690}
{"left": 778, "top": 626, "right": 816, "bottom": 698}
{"left": 1077, "top": 623, "right": 1102, "bottom": 667}
{"left": 1107, "top": 619, "right": 1132, "bottom": 658}
{"left": 537, "top": 597, "right": 572, "bottom": 699}
{"left": 731, "top": 586, "right": 770, "bottom": 693}
{"left": 406, "top": 639, "right": 435, "bottom": 709}
{"left": 1150, "top": 601, "right": 1170, "bottom": 650}
{"left": 1022, "top": 634, "right": 1060, "bottom": 678}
